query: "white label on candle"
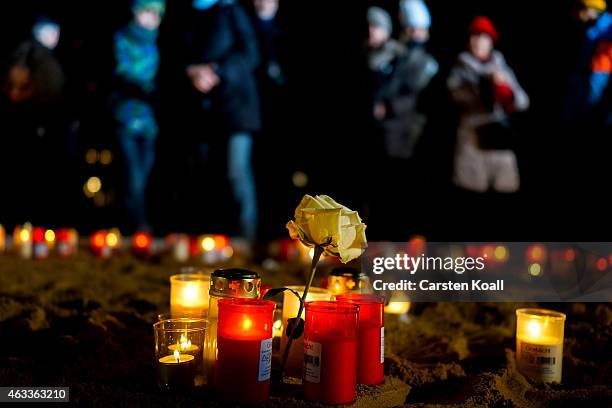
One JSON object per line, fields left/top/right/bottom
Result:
{"left": 258, "top": 338, "right": 273, "bottom": 382}
{"left": 304, "top": 340, "right": 321, "bottom": 383}
{"left": 516, "top": 340, "right": 563, "bottom": 383}
{"left": 380, "top": 327, "right": 385, "bottom": 363}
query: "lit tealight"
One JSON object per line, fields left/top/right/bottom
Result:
{"left": 100, "top": 150, "right": 113, "bottom": 165}
{"left": 529, "top": 263, "right": 542, "bottom": 276}
{"left": 384, "top": 301, "right": 411, "bottom": 315}
{"left": 494, "top": 245, "right": 508, "bottom": 262}
{"left": 106, "top": 229, "right": 121, "bottom": 248}
{"left": 85, "top": 176, "right": 102, "bottom": 195}
{"left": 19, "top": 228, "right": 31, "bottom": 242}
{"left": 201, "top": 236, "right": 215, "bottom": 252}
{"left": 44, "top": 229, "right": 55, "bottom": 243}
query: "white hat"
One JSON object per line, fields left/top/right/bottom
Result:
{"left": 399, "top": 0, "right": 432, "bottom": 29}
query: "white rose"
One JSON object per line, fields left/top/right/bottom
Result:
{"left": 286, "top": 194, "right": 367, "bottom": 263}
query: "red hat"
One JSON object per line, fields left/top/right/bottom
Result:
{"left": 469, "top": 16, "right": 498, "bottom": 43}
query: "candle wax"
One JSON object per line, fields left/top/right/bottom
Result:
{"left": 357, "top": 323, "right": 384, "bottom": 385}
{"left": 157, "top": 353, "right": 195, "bottom": 390}
{"left": 215, "top": 335, "right": 272, "bottom": 404}
{"left": 303, "top": 334, "right": 358, "bottom": 405}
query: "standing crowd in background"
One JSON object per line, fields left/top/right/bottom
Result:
{"left": 0, "top": 0, "right": 611, "bottom": 243}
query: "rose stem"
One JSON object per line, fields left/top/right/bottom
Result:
{"left": 279, "top": 245, "right": 324, "bottom": 378}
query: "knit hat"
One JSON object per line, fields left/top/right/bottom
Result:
{"left": 367, "top": 7, "right": 392, "bottom": 34}
{"left": 399, "top": 0, "right": 431, "bottom": 29}
{"left": 132, "top": 0, "right": 166, "bottom": 14}
{"left": 469, "top": 16, "right": 498, "bottom": 43}
{"left": 580, "top": 0, "right": 607, "bottom": 10}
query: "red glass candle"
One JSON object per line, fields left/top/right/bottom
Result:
{"left": 91, "top": 230, "right": 110, "bottom": 258}
{"left": 32, "top": 227, "right": 49, "bottom": 260}
{"left": 215, "top": 298, "right": 275, "bottom": 404}
{"left": 56, "top": 228, "right": 78, "bottom": 257}
{"left": 132, "top": 231, "right": 152, "bottom": 256}
{"left": 336, "top": 294, "right": 385, "bottom": 385}
{"left": 303, "top": 301, "right": 359, "bottom": 405}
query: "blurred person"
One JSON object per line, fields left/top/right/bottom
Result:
{"left": 447, "top": 16, "right": 529, "bottom": 193}
{"left": 380, "top": 0, "right": 438, "bottom": 159}
{"left": 250, "top": 0, "right": 292, "bottom": 239}
{"left": 566, "top": 0, "right": 611, "bottom": 123}
{"left": 112, "top": 0, "right": 165, "bottom": 231}
{"left": 1, "top": 39, "right": 66, "bottom": 221}
{"left": 185, "top": 0, "right": 261, "bottom": 241}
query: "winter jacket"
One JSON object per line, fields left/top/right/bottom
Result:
{"left": 566, "top": 12, "right": 612, "bottom": 121}
{"left": 447, "top": 50, "right": 529, "bottom": 193}
{"left": 112, "top": 22, "right": 160, "bottom": 140}
{"left": 368, "top": 40, "right": 438, "bottom": 158}
{"left": 186, "top": 0, "right": 261, "bottom": 133}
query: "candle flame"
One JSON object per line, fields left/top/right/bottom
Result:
{"left": 106, "top": 232, "right": 119, "bottom": 248}
{"left": 183, "top": 285, "right": 199, "bottom": 301}
{"left": 45, "top": 229, "right": 55, "bottom": 243}
{"left": 173, "top": 349, "right": 180, "bottom": 362}
{"left": 242, "top": 317, "right": 253, "bottom": 331}
{"left": 385, "top": 301, "right": 411, "bottom": 315}
{"left": 527, "top": 320, "right": 542, "bottom": 338}
{"left": 178, "top": 333, "right": 191, "bottom": 351}
{"left": 19, "top": 229, "right": 31, "bottom": 242}
{"left": 201, "top": 236, "right": 215, "bottom": 251}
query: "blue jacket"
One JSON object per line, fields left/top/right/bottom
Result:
{"left": 585, "top": 12, "right": 612, "bottom": 107}
{"left": 566, "top": 12, "right": 612, "bottom": 121}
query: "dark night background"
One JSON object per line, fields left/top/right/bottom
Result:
{"left": 0, "top": 0, "right": 607, "bottom": 241}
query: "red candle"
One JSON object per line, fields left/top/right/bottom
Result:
{"left": 90, "top": 230, "right": 110, "bottom": 258}
{"left": 215, "top": 298, "right": 275, "bottom": 404}
{"left": 56, "top": 228, "right": 78, "bottom": 257}
{"left": 303, "top": 301, "right": 359, "bottom": 405}
{"left": 132, "top": 231, "right": 152, "bottom": 256}
{"left": 32, "top": 227, "right": 49, "bottom": 260}
{"left": 336, "top": 294, "right": 385, "bottom": 385}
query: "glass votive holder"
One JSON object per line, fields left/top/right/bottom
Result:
{"left": 170, "top": 273, "right": 210, "bottom": 318}
{"left": 215, "top": 298, "right": 275, "bottom": 404}
{"left": 336, "top": 294, "right": 385, "bottom": 385}
{"left": 154, "top": 317, "right": 207, "bottom": 390}
{"left": 303, "top": 301, "right": 360, "bottom": 405}
{"left": 326, "top": 267, "right": 372, "bottom": 296}
{"left": 516, "top": 308, "right": 566, "bottom": 383}
{"left": 280, "top": 286, "right": 332, "bottom": 378}
{"left": 203, "top": 268, "right": 261, "bottom": 384}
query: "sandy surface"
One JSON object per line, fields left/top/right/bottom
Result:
{"left": 0, "top": 254, "right": 611, "bottom": 407}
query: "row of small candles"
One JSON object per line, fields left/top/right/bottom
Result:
{"left": 0, "top": 224, "right": 233, "bottom": 263}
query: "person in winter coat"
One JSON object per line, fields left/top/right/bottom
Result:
{"left": 367, "top": 7, "right": 431, "bottom": 159}
{"left": 1, "top": 38, "right": 66, "bottom": 223}
{"left": 185, "top": 0, "right": 261, "bottom": 241}
{"left": 447, "top": 16, "right": 529, "bottom": 193}
{"left": 566, "top": 0, "right": 611, "bottom": 123}
{"left": 112, "top": 0, "right": 165, "bottom": 231}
